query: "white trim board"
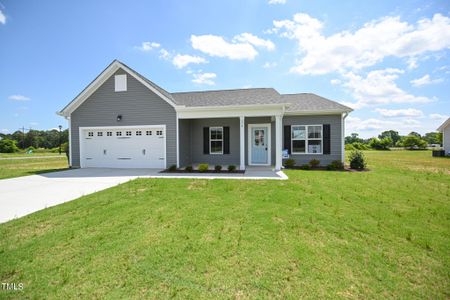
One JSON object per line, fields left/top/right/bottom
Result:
{"left": 248, "top": 123, "right": 272, "bottom": 166}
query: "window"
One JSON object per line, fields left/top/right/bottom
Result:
{"left": 291, "top": 125, "right": 322, "bottom": 154}
{"left": 97, "top": 132, "right": 103, "bottom": 137}
{"left": 136, "top": 131, "right": 142, "bottom": 136}
{"left": 114, "top": 74, "right": 127, "bottom": 92}
{"left": 88, "top": 132, "right": 93, "bottom": 137}
{"left": 146, "top": 130, "right": 152, "bottom": 136}
{"left": 210, "top": 127, "right": 223, "bottom": 154}
{"left": 116, "top": 131, "right": 122, "bottom": 136}
{"left": 156, "top": 130, "right": 163, "bottom": 136}
{"left": 107, "top": 131, "right": 112, "bottom": 136}
{"left": 126, "top": 131, "right": 132, "bottom": 136}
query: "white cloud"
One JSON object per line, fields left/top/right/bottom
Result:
{"left": 191, "top": 34, "right": 258, "bottom": 60}
{"left": 340, "top": 68, "right": 431, "bottom": 108}
{"left": 135, "top": 41, "right": 160, "bottom": 52}
{"left": 429, "top": 113, "right": 448, "bottom": 121}
{"left": 1, "top": 129, "right": 9, "bottom": 133}
{"left": 268, "top": 0, "right": 287, "bottom": 4}
{"left": 375, "top": 108, "right": 423, "bottom": 118}
{"left": 330, "top": 79, "right": 341, "bottom": 85}
{"left": 263, "top": 62, "right": 277, "bottom": 68}
{"left": 192, "top": 72, "right": 216, "bottom": 85}
{"left": 346, "top": 116, "right": 421, "bottom": 136}
{"left": 159, "top": 49, "right": 171, "bottom": 60}
{"left": 410, "top": 74, "right": 443, "bottom": 87}
{"left": 272, "top": 13, "right": 450, "bottom": 75}
{"left": 8, "top": 95, "right": 30, "bottom": 101}
{"left": 233, "top": 33, "right": 275, "bottom": 51}
{"left": 172, "top": 54, "right": 207, "bottom": 69}
{"left": 0, "top": 10, "right": 6, "bottom": 25}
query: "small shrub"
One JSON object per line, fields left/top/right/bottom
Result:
{"left": 198, "top": 163, "right": 209, "bottom": 172}
{"left": 25, "top": 146, "right": 36, "bottom": 153}
{"left": 309, "top": 159, "right": 320, "bottom": 168}
{"left": 185, "top": 165, "right": 193, "bottom": 172}
{"left": 352, "top": 142, "right": 370, "bottom": 150}
{"left": 349, "top": 150, "right": 367, "bottom": 170}
{"left": 168, "top": 164, "right": 177, "bottom": 171}
{"left": 283, "top": 159, "right": 296, "bottom": 169}
{"left": 327, "top": 160, "right": 344, "bottom": 170}
{"left": 299, "top": 164, "right": 310, "bottom": 170}
{"left": 0, "top": 139, "right": 19, "bottom": 153}
{"left": 214, "top": 165, "right": 222, "bottom": 172}
{"left": 228, "top": 165, "right": 236, "bottom": 172}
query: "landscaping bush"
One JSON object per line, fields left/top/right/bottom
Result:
{"left": 168, "top": 164, "right": 177, "bottom": 171}
{"left": 214, "top": 165, "right": 222, "bottom": 172}
{"left": 345, "top": 144, "right": 355, "bottom": 151}
{"left": 299, "top": 164, "right": 310, "bottom": 170}
{"left": 349, "top": 150, "right": 367, "bottom": 170}
{"left": 309, "top": 159, "right": 320, "bottom": 168}
{"left": 185, "top": 165, "right": 193, "bottom": 172}
{"left": 283, "top": 159, "right": 296, "bottom": 169}
{"left": 327, "top": 160, "right": 344, "bottom": 170}
{"left": 227, "top": 165, "right": 236, "bottom": 172}
{"left": 0, "top": 139, "right": 19, "bottom": 153}
{"left": 198, "top": 163, "right": 209, "bottom": 172}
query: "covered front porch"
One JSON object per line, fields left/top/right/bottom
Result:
{"left": 176, "top": 104, "right": 285, "bottom": 171}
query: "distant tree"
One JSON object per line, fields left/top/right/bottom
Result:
{"left": 0, "top": 139, "right": 19, "bottom": 153}
{"left": 423, "top": 132, "right": 441, "bottom": 145}
{"left": 408, "top": 131, "right": 422, "bottom": 138}
{"left": 345, "top": 133, "right": 364, "bottom": 144}
{"left": 378, "top": 130, "right": 400, "bottom": 146}
{"left": 369, "top": 137, "right": 392, "bottom": 150}
{"left": 402, "top": 135, "right": 427, "bottom": 150}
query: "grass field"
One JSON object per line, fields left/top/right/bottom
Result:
{"left": 0, "top": 154, "right": 68, "bottom": 179}
{"left": 0, "top": 151, "right": 449, "bottom": 298}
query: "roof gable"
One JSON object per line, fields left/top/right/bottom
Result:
{"left": 58, "top": 60, "right": 176, "bottom": 117}
{"left": 437, "top": 117, "right": 450, "bottom": 132}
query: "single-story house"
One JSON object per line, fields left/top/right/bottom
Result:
{"left": 437, "top": 117, "right": 450, "bottom": 155}
{"left": 58, "top": 60, "right": 352, "bottom": 170}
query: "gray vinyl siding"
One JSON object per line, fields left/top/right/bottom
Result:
{"left": 444, "top": 126, "right": 450, "bottom": 154}
{"left": 70, "top": 68, "right": 177, "bottom": 167}
{"left": 283, "top": 115, "right": 342, "bottom": 165}
{"left": 178, "top": 119, "right": 191, "bottom": 167}
{"left": 187, "top": 118, "right": 240, "bottom": 166}
{"left": 245, "top": 117, "right": 275, "bottom": 165}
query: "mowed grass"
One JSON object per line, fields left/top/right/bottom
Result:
{"left": 0, "top": 151, "right": 449, "bottom": 299}
{"left": 0, "top": 154, "right": 68, "bottom": 179}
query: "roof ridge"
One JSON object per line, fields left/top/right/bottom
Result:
{"left": 172, "top": 87, "right": 278, "bottom": 94}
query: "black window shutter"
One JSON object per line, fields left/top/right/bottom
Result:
{"left": 323, "top": 124, "right": 331, "bottom": 155}
{"left": 223, "top": 126, "right": 230, "bottom": 154}
{"left": 284, "top": 125, "right": 291, "bottom": 154}
{"left": 203, "top": 127, "right": 209, "bottom": 154}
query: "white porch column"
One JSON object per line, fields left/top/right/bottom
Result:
{"left": 275, "top": 114, "right": 283, "bottom": 170}
{"left": 240, "top": 116, "right": 245, "bottom": 170}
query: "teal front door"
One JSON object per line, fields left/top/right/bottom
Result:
{"left": 251, "top": 127, "right": 268, "bottom": 164}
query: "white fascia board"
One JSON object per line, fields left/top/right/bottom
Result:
{"left": 59, "top": 61, "right": 178, "bottom": 117}
{"left": 177, "top": 104, "right": 286, "bottom": 119}
{"left": 284, "top": 109, "right": 352, "bottom": 116}
{"left": 437, "top": 118, "right": 450, "bottom": 132}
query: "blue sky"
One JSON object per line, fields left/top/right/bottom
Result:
{"left": 0, "top": 0, "right": 449, "bottom": 138}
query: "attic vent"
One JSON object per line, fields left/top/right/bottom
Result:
{"left": 114, "top": 74, "right": 127, "bottom": 92}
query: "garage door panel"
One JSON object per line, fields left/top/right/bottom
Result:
{"left": 81, "top": 127, "right": 165, "bottom": 168}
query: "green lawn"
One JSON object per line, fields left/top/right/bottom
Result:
{"left": 0, "top": 151, "right": 449, "bottom": 298}
{"left": 0, "top": 155, "right": 68, "bottom": 180}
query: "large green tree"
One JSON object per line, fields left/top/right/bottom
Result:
{"left": 378, "top": 130, "right": 400, "bottom": 146}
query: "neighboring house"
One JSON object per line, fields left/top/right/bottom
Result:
{"left": 58, "top": 60, "right": 352, "bottom": 170}
{"left": 437, "top": 118, "right": 450, "bottom": 155}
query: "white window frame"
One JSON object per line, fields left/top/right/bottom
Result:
{"left": 114, "top": 74, "right": 127, "bottom": 92}
{"left": 291, "top": 124, "right": 323, "bottom": 155}
{"left": 209, "top": 126, "right": 223, "bottom": 155}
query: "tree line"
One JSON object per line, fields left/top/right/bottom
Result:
{"left": 0, "top": 129, "right": 69, "bottom": 153}
{"left": 345, "top": 130, "right": 442, "bottom": 151}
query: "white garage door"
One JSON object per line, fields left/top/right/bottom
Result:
{"left": 80, "top": 126, "right": 165, "bottom": 168}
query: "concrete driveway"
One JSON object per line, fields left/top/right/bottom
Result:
{"left": 0, "top": 168, "right": 160, "bottom": 224}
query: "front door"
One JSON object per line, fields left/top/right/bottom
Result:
{"left": 250, "top": 126, "right": 269, "bottom": 164}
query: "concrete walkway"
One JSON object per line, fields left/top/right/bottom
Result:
{"left": 0, "top": 167, "right": 286, "bottom": 223}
